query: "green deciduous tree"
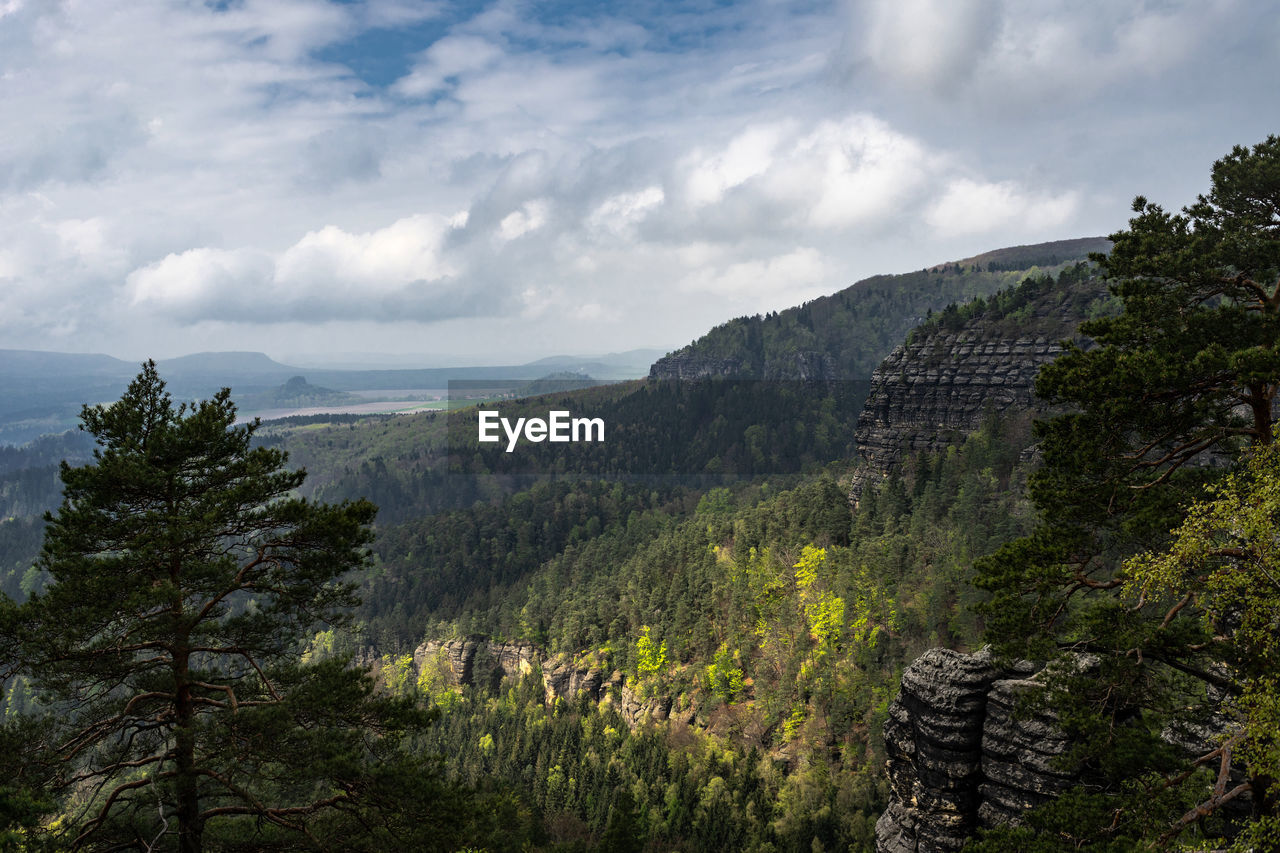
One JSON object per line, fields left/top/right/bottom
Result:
{"left": 0, "top": 363, "right": 459, "bottom": 852}
{"left": 973, "top": 137, "right": 1280, "bottom": 848}
{"left": 635, "top": 626, "right": 667, "bottom": 682}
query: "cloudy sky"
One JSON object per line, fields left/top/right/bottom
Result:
{"left": 2, "top": 0, "right": 1277, "bottom": 365}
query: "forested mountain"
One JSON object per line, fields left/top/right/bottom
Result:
{"left": 0, "top": 245, "right": 1092, "bottom": 849}
{"left": 243, "top": 263, "right": 1093, "bottom": 850}
{"left": 650, "top": 237, "right": 1109, "bottom": 381}
{"left": 5, "top": 207, "right": 1271, "bottom": 850}
{"left": 0, "top": 431, "right": 94, "bottom": 601}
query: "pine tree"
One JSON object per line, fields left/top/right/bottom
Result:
{"left": 973, "top": 137, "right": 1280, "bottom": 847}
{"left": 0, "top": 362, "right": 460, "bottom": 851}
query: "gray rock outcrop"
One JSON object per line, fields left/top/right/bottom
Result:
{"left": 648, "top": 354, "right": 745, "bottom": 381}
{"left": 411, "top": 637, "right": 676, "bottom": 726}
{"left": 647, "top": 350, "right": 838, "bottom": 382}
{"left": 851, "top": 275, "right": 1107, "bottom": 500}
{"left": 853, "top": 334, "right": 1064, "bottom": 500}
{"left": 875, "top": 649, "right": 1075, "bottom": 853}
{"left": 414, "top": 636, "right": 540, "bottom": 691}
{"left": 978, "top": 674, "right": 1076, "bottom": 827}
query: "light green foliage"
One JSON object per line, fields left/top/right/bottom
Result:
{"left": 1125, "top": 440, "right": 1280, "bottom": 849}
{"left": 381, "top": 652, "right": 416, "bottom": 697}
{"left": 417, "top": 670, "right": 887, "bottom": 852}
{"left": 804, "top": 594, "right": 845, "bottom": 649}
{"left": 302, "top": 627, "right": 338, "bottom": 664}
{"left": 415, "top": 647, "right": 464, "bottom": 711}
{"left": 846, "top": 561, "right": 897, "bottom": 650}
{"left": 783, "top": 705, "right": 807, "bottom": 741}
{"left": 793, "top": 545, "right": 825, "bottom": 591}
{"left": 794, "top": 546, "right": 844, "bottom": 650}
{"left": 704, "top": 644, "right": 746, "bottom": 704}
{"left": 635, "top": 626, "right": 668, "bottom": 680}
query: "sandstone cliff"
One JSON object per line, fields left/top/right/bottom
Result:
{"left": 875, "top": 649, "right": 1075, "bottom": 853}
{"left": 650, "top": 351, "right": 837, "bottom": 382}
{"left": 413, "top": 636, "right": 674, "bottom": 727}
{"left": 867, "top": 272, "right": 1117, "bottom": 851}
{"left": 852, "top": 269, "right": 1108, "bottom": 499}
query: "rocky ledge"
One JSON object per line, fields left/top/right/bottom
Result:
{"left": 647, "top": 353, "right": 745, "bottom": 381}
{"left": 648, "top": 350, "right": 838, "bottom": 382}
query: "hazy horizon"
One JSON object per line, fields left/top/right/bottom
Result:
{"left": 0, "top": 345, "right": 672, "bottom": 371}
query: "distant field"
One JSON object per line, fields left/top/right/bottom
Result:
{"left": 243, "top": 399, "right": 448, "bottom": 422}
{"left": 345, "top": 389, "right": 448, "bottom": 401}
{"left": 223, "top": 381, "right": 586, "bottom": 425}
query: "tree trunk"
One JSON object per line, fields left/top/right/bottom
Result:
{"left": 1248, "top": 382, "right": 1275, "bottom": 446}
{"left": 174, "top": 649, "right": 202, "bottom": 853}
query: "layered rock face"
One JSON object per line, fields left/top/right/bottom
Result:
{"left": 649, "top": 350, "right": 839, "bottom": 382}
{"left": 851, "top": 275, "right": 1107, "bottom": 499}
{"left": 978, "top": 674, "right": 1077, "bottom": 828}
{"left": 875, "top": 649, "right": 1074, "bottom": 853}
{"left": 413, "top": 637, "right": 673, "bottom": 726}
{"left": 414, "top": 637, "right": 540, "bottom": 692}
{"left": 648, "top": 354, "right": 745, "bottom": 380}
{"left": 852, "top": 333, "right": 1064, "bottom": 501}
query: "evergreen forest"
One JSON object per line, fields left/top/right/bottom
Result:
{"left": 1, "top": 140, "right": 1278, "bottom": 852}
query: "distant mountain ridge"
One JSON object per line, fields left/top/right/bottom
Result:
{"left": 0, "top": 350, "right": 656, "bottom": 445}
{"left": 523, "top": 349, "right": 666, "bottom": 376}
{"left": 0, "top": 350, "right": 133, "bottom": 378}
{"left": 157, "top": 351, "right": 295, "bottom": 377}
{"left": 650, "top": 237, "right": 1111, "bottom": 383}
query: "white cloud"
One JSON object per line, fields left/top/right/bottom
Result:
{"left": 852, "top": 0, "right": 1249, "bottom": 114}
{"left": 793, "top": 117, "right": 935, "bottom": 229}
{"left": 0, "top": 0, "right": 1273, "bottom": 360}
{"left": 663, "top": 115, "right": 945, "bottom": 238}
{"left": 276, "top": 215, "right": 456, "bottom": 293}
{"left": 588, "top": 186, "right": 664, "bottom": 236}
{"left": 128, "top": 248, "right": 274, "bottom": 320}
{"left": 684, "top": 125, "right": 786, "bottom": 206}
{"left": 497, "top": 199, "right": 550, "bottom": 242}
{"left": 682, "top": 247, "right": 830, "bottom": 302}
{"left": 54, "top": 217, "right": 129, "bottom": 273}
{"left": 0, "top": 248, "right": 19, "bottom": 280}
{"left": 860, "top": 0, "right": 1001, "bottom": 92}
{"left": 925, "top": 178, "right": 1079, "bottom": 238}
{"left": 393, "top": 35, "right": 506, "bottom": 98}
{"left": 129, "top": 214, "right": 462, "bottom": 323}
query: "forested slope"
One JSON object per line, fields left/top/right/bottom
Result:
{"left": 0, "top": 249, "right": 1103, "bottom": 850}
{"left": 317, "top": 269, "right": 1093, "bottom": 849}
{"left": 650, "top": 237, "right": 1109, "bottom": 381}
